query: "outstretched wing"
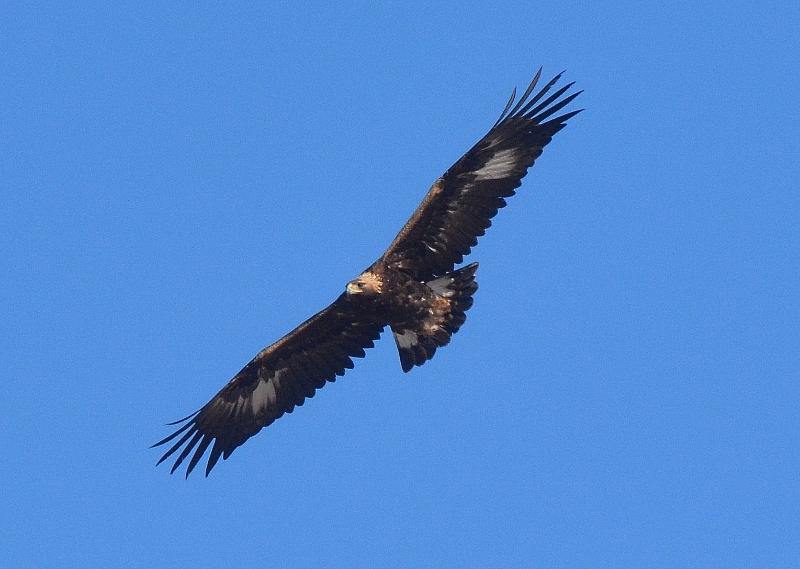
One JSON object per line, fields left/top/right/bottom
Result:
{"left": 153, "top": 294, "right": 385, "bottom": 477}
{"left": 381, "top": 69, "right": 582, "bottom": 281}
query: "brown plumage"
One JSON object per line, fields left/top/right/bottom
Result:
{"left": 153, "top": 69, "right": 582, "bottom": 477}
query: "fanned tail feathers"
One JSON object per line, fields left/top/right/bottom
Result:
{"left": 393, "top": 262, "right": 479, "bottom": 372}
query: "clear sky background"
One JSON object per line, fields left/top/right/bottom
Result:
{"left": 1, "top": 2, "right": 798, "bottom": 568}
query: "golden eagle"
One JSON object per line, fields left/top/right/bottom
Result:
{"left": 154, "top": 69, "right": 581, "bottom": 477}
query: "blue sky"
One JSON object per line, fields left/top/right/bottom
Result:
{"left": 1, "top": 2, "right": 798, "bottom": 567}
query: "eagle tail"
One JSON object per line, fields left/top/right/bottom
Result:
{"left": 392, "top": 262, "right": 479, "bottom": 372}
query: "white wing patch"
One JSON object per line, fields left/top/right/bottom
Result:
{"left": 426, "top": 275, "right": 455, "bottom": 297}
{"left": 472, "top": 148, "right": 519, "bottom": 181}
{"left": 250, "top": 372, "right": 280, "bottom": 413}
{"left": 394, "top": 329, "right": 419, "bottom": 349}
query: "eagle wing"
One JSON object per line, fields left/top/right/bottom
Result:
{"left": 153, "top": 294, "right": 385, "bottom": 477}
{"left": 381, "top": 69, "right": 582, "bottom": 281}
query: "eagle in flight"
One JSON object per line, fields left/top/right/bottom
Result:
{"left": 154, "top": 69, "right": 582, "bottom": 477}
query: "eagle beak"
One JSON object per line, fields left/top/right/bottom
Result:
{"left": 346, "top": 281, "right": 362, "bottom": 296}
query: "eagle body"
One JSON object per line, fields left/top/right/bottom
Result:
{"left": 154, "top": 70, "right": 582, "bottom": 477}
{"left": 348, "top": 262, "right": 479, "bottom": 373}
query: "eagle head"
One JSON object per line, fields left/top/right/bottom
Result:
{"left": 346, "top": 271, "right": 383, "bottom": 296}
